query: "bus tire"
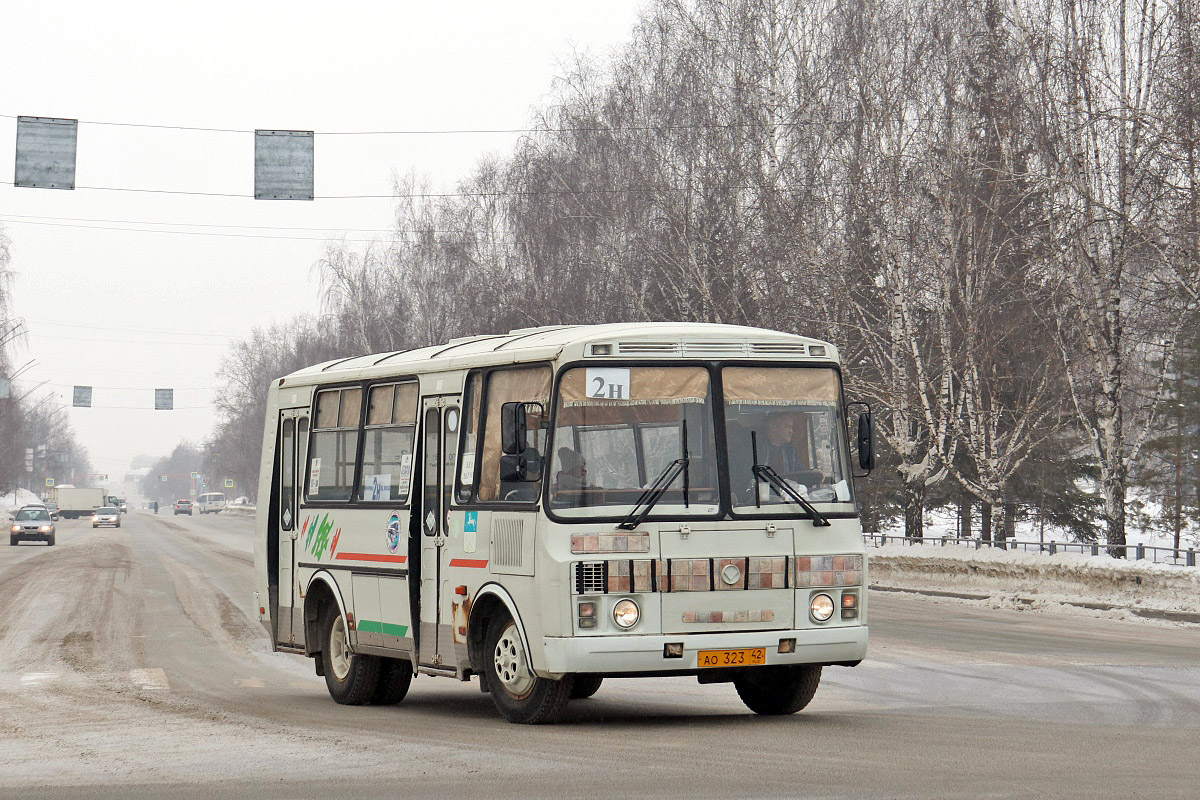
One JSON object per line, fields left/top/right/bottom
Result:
{"left": 484, "top": 612, "right": 572, "bottom": 724}
{"left": 319, "top": 604, "right": 380, "bottom": 705}
{"left": 371, "top": 657, "right": 413, "bottom": 705}
{"left": 734, "top": 664, "right": 822, "bottom": 715}
{"left": 570, "top": 675, "right": 603, "bottom": 699}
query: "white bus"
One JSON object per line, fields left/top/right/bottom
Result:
{"left": 197, "top": 492, "right": 227, "bottom": 514}
{"left": 253, "top": 323, "right": 873, "bottom": 723}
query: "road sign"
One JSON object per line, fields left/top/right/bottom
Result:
{"left": 161, "top": 475, "right": 168, "bottom": 482}
{"left": 224, "top": 479, "right": 234, "bottom": 488}
{"left": 189, "top": 489, "right": 196, "bottom": 496}
{"left": 155, "top": 388, "right": 173, "bottom": 410}
{"left": 255, "top": 129, "right": 314, "bottom": 200}
{"left": 190, "top": 472, "right": 199, "bottom": 479}
{"left": 15, "top": 116, "right": 78, "bottom": 189}
{"left": 45, "top": 478, "right": 55, "bottom": 487}
{"left": 73, "top": 386, "right": 92, "bottom": 407}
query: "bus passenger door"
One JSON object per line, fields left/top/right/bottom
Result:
{"left": 275, "top": 408, "right": 308, "bottom": 647}
{"left": 417, "top": 397, "right": 459, "bottom": 668}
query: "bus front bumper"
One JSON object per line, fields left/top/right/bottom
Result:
{"left": 540, "top": 625, "right": 867, "bottom": 676}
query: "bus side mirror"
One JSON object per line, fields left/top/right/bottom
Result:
{"left": 501, "top": 402, "right": 528, "bottom": 455}
{"left": 857, "top": 411, "right": 875, "bottom": 471}
{"left": 500, "top": 451, "right": 543, "bottom": 483}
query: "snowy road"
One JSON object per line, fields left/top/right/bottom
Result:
{"left": 1, "top": 511, "right": 1197, "bottom": 799}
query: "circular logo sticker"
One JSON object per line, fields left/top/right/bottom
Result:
{"left": 385, "top": 513, "right": 401, "bottom": 553}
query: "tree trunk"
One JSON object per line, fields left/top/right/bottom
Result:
{"left": 1102, "top": 469, "right": 1128, "bottom": 557}
{"left": 980, "top": 501, "right": 993, "bottom": 543}
{"left": 1002, "top": 498, "right": 1017, "bottom": 549}
{"left": 903, "top": 480, "right": 925, "bottom": 540}
{"left": 959, "top": 495, "right": 972, "bottom": 538}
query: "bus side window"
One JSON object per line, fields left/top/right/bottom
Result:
{"left": 477, "top": 366, "right": 551, "bottom": 502}
{"left": 456, "top": 372, "right": 482, "bottom": 503}
{"left": 307, "top": 387, "right": 362, "bottom": 502}
{"left": 360, "top": 381, "right": 418, "bottom": 502}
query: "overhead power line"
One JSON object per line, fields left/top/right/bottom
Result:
{"left": 1, "top": 111, "right": 818, "bottom": 136}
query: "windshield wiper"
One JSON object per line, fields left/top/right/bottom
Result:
{"left": 750, "top": 431, "right": 830, "bottom": 527}
{"left": 618, "top": 457, "right": 689, "bottom": 530}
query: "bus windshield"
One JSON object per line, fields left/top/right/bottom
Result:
{"left": 547, "top": 366, "right": 719, "bottom": 518}
{"left": 723, "top": 366, "right": 853, "bottom": 513}
{"left": 548, "top": 364, "right": 853, "bottom": 520}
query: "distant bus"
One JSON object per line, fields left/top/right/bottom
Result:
{"left": 196, "top": 492, "right": 227, "bottom": 514}
{"left": 253, "top": 323, "right": 874, "bottom": 723}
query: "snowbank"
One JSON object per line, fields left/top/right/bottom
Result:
{"left": 1, "top": 489, "right": 43, "bottom": 516}
{"left": 869, "top": 544, "right": 1200, "bottom": 621}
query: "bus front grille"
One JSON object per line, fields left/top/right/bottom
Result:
{"left": 573, "top": 561, "right": 608, "bottom": 594}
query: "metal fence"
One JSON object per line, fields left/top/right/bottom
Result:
{"left": 863, "top": 533, "right": 1198, "bottom": 568}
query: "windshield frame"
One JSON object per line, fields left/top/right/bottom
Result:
{"left": 542, "top": 360, "right": 726, "bottom": 525}
{"left": 542, "top": 359, "right": 860, "bottom": 525}
{"left": 722, "top": 362, "right": 857, "bottom": 520}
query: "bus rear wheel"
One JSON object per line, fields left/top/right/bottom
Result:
{"left": 319, "top": 605, "right": 380, "bottom": 705}
{"left": 371, "top": 657, "right": 413, "bottom": 705}
{"left": 734, "top": 664, "right": 822, "bottom": 715}
{"left": 484, "top": 613, "right": 572, "bottom": 724}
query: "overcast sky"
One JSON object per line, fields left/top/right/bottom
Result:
{"left": 1, "top": 0, "right": 645, "bottom": 482}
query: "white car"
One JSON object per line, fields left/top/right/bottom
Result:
{"left": 92, "top": 507, "right": 121, "bottom": 528}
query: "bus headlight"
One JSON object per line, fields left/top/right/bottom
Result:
{"left": 613, "top": 598, "right": 640, "bottom": 629}
{"left": 810, "top": 593, "right": 835, "bottom": 622}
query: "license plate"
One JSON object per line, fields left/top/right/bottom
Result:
{"left": 697, "top": 648, "right": 767, "bottom": 668}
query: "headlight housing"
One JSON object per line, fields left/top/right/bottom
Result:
{"left": 10, "top": 524, "right": 19, "bottom": 533}
{"left": 810, "top": 593, "right": 835, "bottom": 622}
{"left": 613, "top": 598, "right": 640, "bottom": 629}
{"left": 39, "top": 525, "right": 52, "bottom": 532}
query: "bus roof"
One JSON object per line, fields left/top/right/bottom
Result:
{"left": 278, "top": 323, "right": 837, "bottom": 387}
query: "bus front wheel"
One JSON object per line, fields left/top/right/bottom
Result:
{"left": 734, "top": 664, "right": 822, "bottom": 715}
{"left": 570, "top": 675, "right": 603, "bottom": 699}
{"left": 319, "top": 604, "right": 380, "bottom": 705}
{"left": 484, "top": 613, "right": 572, "bottom": 724}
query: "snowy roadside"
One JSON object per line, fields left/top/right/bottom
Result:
{"left": 868, "top": 544, "right": 1200, "bottom": 624}
{"left": 0, "top": 489, "right": 44, "bottom": 517}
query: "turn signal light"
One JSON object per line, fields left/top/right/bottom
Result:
{"left": 778, "top": 638, "right": 796, "bottom": 654}
{"left": 578, "top": 601, "right": 597, "bottom": 629}
{"left": 841, "top": 592, "right": 859, "bottom": 619}
{"left": 663, "top": 642, "right": 683, "bottom": 658}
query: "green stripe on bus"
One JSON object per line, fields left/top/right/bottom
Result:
{"left": 356, "top": 620, "right": 409, "bottom": 637}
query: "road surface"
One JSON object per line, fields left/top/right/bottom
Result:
{"left": 1, "top": 511, "right": 1196, "bottom": 799}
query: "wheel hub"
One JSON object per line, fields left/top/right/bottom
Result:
{"left": 329, "top": 615, "right": 352, "bottom": 681}
{"left": 492, "top": 622, "right": 534, "bottom": 698}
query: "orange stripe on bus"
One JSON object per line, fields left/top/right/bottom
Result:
{"left": 334, "top": 552, "right": 407, "bottom": 563}
{"left": 448, "top": 558, "right": 488, "bottom": 568}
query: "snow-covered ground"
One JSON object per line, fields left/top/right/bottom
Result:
{"left": 877, "top": 501, "right": 1200, "bottom": 551}
{"left": 869, "top": 544, "right": 1200, "bottom": 623}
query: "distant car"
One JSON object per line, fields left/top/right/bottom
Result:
{"left": 174, "top": 500, "right": 193, "bottom": 516}
{"left": 44, "top": 501, "right": 60, "bottom": 521}
{"left": 119, "top": 500, "right": 128, "bottom": 513}
{"left": 11, "top": 507, "right": 55, "bottom": 546}
{"left": 92, "top": 506, "right": 121, "bottom": 528}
